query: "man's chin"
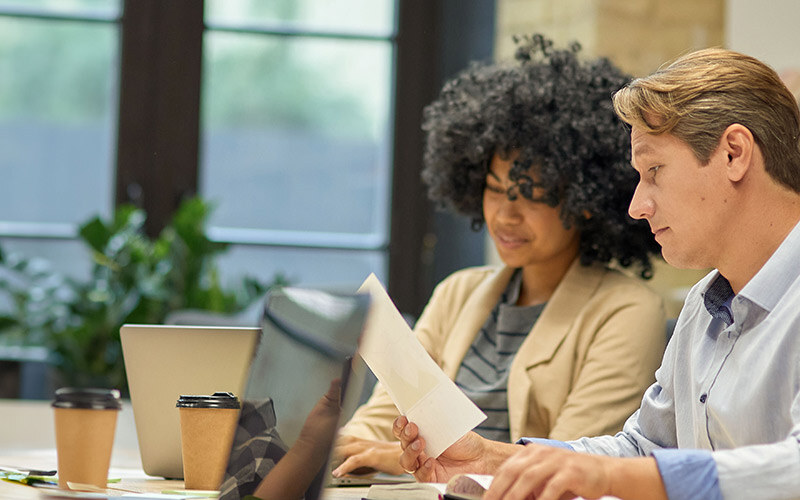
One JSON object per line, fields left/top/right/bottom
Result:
{"left": 661, "top": 248, "right": 708, "bottom": 271}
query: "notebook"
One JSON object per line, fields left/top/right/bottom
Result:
{"left": 120, "top": 324, "right": 260, "bottom": 479}
{"left": 219, "top": 285, "right": 411, "bottom": 500}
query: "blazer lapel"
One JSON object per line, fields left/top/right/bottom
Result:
{"left": 439, "top": 266, "right": 515, "bottom": 378}
{"left": 507, "top": 260, "right": 606, "bottom": 439}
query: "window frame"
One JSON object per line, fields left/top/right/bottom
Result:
{"left": 0, "top": 0, "right": 490, "bottom": 317}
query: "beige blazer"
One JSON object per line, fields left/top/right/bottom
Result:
{"left": 341, "top": 260, "right": 665, "bottom": 442}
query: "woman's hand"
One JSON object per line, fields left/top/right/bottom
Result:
{"left": 392, "top": 416, "right": 519, "bottom": 483}
{"left": 331, "top": 436, "right": 405, "bottom": 477}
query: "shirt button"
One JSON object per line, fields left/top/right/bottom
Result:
{"left": 699, "top": 394, "right": 707, "bottom": 403}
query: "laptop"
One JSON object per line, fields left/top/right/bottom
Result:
{"left": 120, "top": 324, "right": 260, "bottom": 479}
{"left": 219, "top": 285, "right": 411, "bottom": 500}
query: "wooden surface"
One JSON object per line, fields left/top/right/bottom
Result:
{"left": 0, "top": 399, "right": 370, "bottom": 499}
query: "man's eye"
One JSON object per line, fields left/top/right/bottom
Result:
{"left": 485, "top": 184, "right": 505, "bottom": 194}
{"left": 649, "top": 165, "right": 661, "bottom": 175}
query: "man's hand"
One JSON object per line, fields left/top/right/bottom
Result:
{"left": 485, "top": 443, "right": 666, "bottom": 500}
{"left": 331, "top": 436, "right": 405, "bottom": 477}
{"left": 392, "top": 416, "right": 519, "bottom": 483}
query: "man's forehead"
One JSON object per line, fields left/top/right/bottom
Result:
{"left": 630, "top": 127, "right": 657, "bottom": 161}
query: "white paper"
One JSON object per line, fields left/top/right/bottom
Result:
{"left": 357, "top": 273, "right": 486, "bottom": 458}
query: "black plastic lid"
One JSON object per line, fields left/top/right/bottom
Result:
{"left": 176, "top": 391, "right": 240, "bottom": 409}
{"left": 51, "top": 387, "right": 122, "bottom": 410}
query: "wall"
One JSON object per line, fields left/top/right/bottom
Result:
{"left": 726, "top": 0, "right": 800, "bottom": 99}
{"left": 490, "top": 0, "right": 725, "bottom": 317}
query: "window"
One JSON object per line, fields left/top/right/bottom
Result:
{"left": 200, "top": 0, "right": 396, "bottom": 288}
{"left": 0, "top": 0, "right": 121, "bottom": 277}
{"left": 1, "top": 0, "right": 484, "bottom": 323}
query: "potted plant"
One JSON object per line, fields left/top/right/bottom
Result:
{"left": 0, "top": 197, "right": 286, "bottom": 393}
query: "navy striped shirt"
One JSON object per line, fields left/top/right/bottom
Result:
{"left": 454, "top": 269, "right": 544, "bottom": 442}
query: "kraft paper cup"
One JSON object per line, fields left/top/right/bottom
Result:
{"left": 176, "top": 392, "right": 240, "bottom": 491}
{"left": 52, "top": 387, "right": 121, "bottom": 490}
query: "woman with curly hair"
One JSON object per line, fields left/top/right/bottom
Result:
{"left": 332, "top": 34, "right": 665, "bottom": 478}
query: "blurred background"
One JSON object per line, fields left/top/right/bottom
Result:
{"left": 0, "top": 0, "right": 798, "bottom": 398}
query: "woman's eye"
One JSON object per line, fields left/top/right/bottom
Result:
{"left": 649, "top": 165, "right": 661, "bottom": 176}
{"left": 485, "top": 184, "right": 505, "bottom": 194}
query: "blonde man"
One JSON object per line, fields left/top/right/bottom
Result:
{"left": 395, "top": 47, "right": 800, "bottom": 500}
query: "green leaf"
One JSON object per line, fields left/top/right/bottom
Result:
{"left": 78, "top": 217, "right": 111, "bottom": 253}
{"left": 0, "top": 197, "right": 286, "bottom": 394}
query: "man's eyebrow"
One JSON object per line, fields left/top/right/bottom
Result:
{"left": 630, "top": 143, "right": 656, "bottom": 170}
{"left": 632, "top": 143, "right": 655, "bottom": 158}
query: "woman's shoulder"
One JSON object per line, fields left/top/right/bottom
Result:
{"left": 435, "top": 265, "right": 508, "bottom": 290}
{"left": 573, "top": 263, "right": 663, "bottom": 305}
{"left": 425, "top": 265, "right": 511, "bottom": 307}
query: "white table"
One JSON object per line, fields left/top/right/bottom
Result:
{"left": 0, "top": 399, "right": 370, "bottom": 499}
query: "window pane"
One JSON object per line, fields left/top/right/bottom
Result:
{"left": 205, "top": 0, "right": 395, "bottom": 35}
{"left": 217, "top": 245, "right": 386, "bottom": 293}
{"left": 200, "top": 32, "right": 393, "bottom": 240}
{"left": 0, "top": 238, "right": 92, "bottom": 280}
{"left": 0, "top": 0, "right": 120, "bottom": 17}
{"left": 0, "top": 17, "right": 118, "bottom": 226}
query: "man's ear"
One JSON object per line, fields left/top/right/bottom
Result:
{"left": 720, "top": 123, "right": 755, "bottom": 182}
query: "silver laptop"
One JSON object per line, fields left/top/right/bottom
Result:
{"left": 120, "top": 324, "right": 260, "bottom": 479}
{"left": 219, "top": 286, "right": 408, "bottom": 500}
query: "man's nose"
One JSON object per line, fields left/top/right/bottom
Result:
{"left": 628, "top": 183, "right": 654, "bottom": 220}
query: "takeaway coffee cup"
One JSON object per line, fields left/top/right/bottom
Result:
{"left": 52, "top": 387, "right": 122, "bottom": 490}
{"left": 176, "top": 392, "right": 241, "bottom": 491}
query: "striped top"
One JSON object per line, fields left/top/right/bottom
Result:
{"left": 454, "top": 269, "right": 545, "bottom": 442}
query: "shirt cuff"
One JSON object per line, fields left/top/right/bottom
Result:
{"left": 516, "top": 437, "right": 575, "bottom": 451}
{"left": 652, "top": 448, "right": 721, "bottom": 500}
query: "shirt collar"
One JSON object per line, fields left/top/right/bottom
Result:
{"left": 504, "top": 268, "right": 524, "bottom": 305}
{"left": 702, "top": 274, "right": 734, "bottom": 325}
{"left": 738, "top": 219, "right": 800, "bottom": 313}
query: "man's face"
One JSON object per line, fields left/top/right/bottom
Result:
{"left": 628, "top": 126, "right": 731, "bottom": 269}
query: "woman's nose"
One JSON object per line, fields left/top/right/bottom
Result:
{"left": 497, "top": 195, "right": 522, "bottom": 220}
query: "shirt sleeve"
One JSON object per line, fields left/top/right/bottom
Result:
{"left": 651, "top": 449, "right": 721, "bottom": 500}
{"left": 519, "top": 437, "right": 723, "bottom": 500}
{"left": 516, "top": 437, "right": 575, "bottom": 450}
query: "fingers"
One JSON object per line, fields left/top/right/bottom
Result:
{"left": 393, "top": 416, "right": 422, "bottom": 451}
{"left": 484, "top": 444, "right": 611, "bottom": 500}
{"left": 413, "top": 458, "right": 438, "bottom": 482}
{"left": 393, "top": 416, "right": 434, "bottom": 480}
{"left": 333, "top": 435, "right": 370, "bottom": 459}
{"left": 331, "top": 454, "right": 375, "bottom": 477}
{"left": 392, "top": 415, "right": 409, "bottom": 442}
{"left": 483, "top": 444, "right": 550, "bottom": 500}
{"left": 397, "top": 434, "right": 427, "bottom": 476}
{"left": 331, "top": 439, "right": 405, "bottom": 477}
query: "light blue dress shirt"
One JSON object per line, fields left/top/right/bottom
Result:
{"left": 521, "top": 220, "right": 800, "bottom": 500}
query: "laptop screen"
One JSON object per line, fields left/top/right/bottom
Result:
{"left": 219, "top": 286, "right": 370, "bottom": 500}
{"left": 120, "top": 324, "right": 260, "bottom": 479}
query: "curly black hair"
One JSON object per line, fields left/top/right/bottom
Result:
{"left": 421, "top": 34, "right": 660, "bottom": 278}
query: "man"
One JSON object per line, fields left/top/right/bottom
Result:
{"left": 393, "top": 47, "right": 800, "bottom": 500}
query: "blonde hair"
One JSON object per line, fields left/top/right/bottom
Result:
{"left": 613, "top": 48, "right": 800, "bottom": 192}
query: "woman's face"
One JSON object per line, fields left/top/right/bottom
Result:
{"left": 483, "top": 154, "right": 580, "bottom": 271}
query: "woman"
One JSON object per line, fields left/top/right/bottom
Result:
{"left": 332, "top": 34, "right": 665, "bottom": 477}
